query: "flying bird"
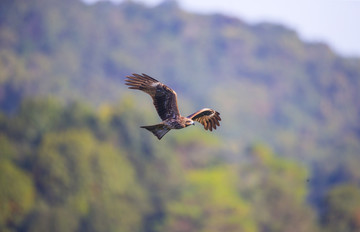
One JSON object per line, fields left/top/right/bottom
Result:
{"left": 125, "top": 73, "right": 221, "bottom": 140}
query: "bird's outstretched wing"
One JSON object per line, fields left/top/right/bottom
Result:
{"left": 125, "top": 73, "right": 180, "bottom": 120}
{"left": 187, "top": 108, "right": 221, "bottom": 131}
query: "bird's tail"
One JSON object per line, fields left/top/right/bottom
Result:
{"left": 141, "top": 123, "right": 170, "bottom": 140}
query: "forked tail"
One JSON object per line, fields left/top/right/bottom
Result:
{"left": 141, "top": 123, "right": 170, "bottom": 140}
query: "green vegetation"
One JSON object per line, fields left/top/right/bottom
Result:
{"left": 1, "top": 0, "right": 360, "bottom": 231}
{"left": 322, "top": 184, "right": 360, "bottom": 232}
{"left": 0, "top": 99, "right": 322, "bottom": 232}
{"left": 162, "top": 166, "right": 257, "bottom": 232}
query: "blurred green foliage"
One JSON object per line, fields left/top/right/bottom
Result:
{"left": 322, "top": 184, "right": 360, "bottom": 232}
{"left": 0, "top": 160, "right": 35, "bottom": 232}
{"left": 238, "top": 144, "right": 317, "bottom": 232}
{"left": 0, "top": 98, "right": 356, "bottom": 232}
{"left": 162, "top": 166, "right": 257, "bottom": 232}
{"left": 1, "top": 0, "right": 360, "bottom": 231}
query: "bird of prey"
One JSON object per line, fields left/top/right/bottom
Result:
{"left": 125, "top": 73, "right": 221, "bottom": 140}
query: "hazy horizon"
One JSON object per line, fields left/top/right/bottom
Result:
{"left": 84, "top": 0, "right": 360, "bottom": 58}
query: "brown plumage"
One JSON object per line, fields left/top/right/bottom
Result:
{"left": 125, "top": 73, "right": 221, "bottom": 139}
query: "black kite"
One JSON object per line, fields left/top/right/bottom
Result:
{"left": 125, "top": 73, "right": 221, "bottom": 140}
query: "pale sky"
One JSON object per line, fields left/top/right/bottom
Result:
{"left": 85, "top": 0, "right": 360, "bottom": 57}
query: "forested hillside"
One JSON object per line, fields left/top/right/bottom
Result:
{"left": 1, "top": 0, "right": 360, "bottom": 231}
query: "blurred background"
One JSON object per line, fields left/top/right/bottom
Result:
{"left": 1, "top": 0, "right": 360, "bottom": 231}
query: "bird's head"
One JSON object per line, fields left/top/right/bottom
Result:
{"left": 185, "top": 119, "right": 195, "bottom": 127}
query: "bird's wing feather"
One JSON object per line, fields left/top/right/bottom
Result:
{"left": 187, "top": 108, "right": 221, "bottom": 131}
{"left": 125, "top": 73, "right": 180, "bottom": 120}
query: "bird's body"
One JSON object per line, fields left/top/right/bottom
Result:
{"left": 125, "top": 73, "right": 221, "bottom": 139}
{"left": 162, "top": 116, "right": 191, "bottom": 129}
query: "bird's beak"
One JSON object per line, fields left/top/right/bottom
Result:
{"left": 192, "top": 122, "right": 195, "bottom": 126}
